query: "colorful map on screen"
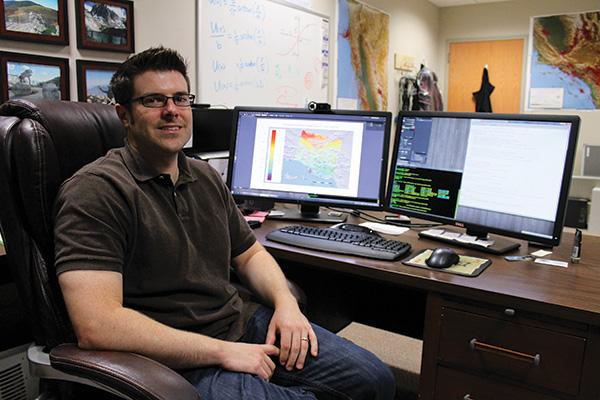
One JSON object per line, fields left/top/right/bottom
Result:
{"left": 279, "top": 128, "right": 353, "bottom": 189}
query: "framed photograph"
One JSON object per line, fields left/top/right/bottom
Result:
{"left": 75, "top": 0, "right": 134, "bottom": 53}
{"left": 76, "top": 59, "right": 119, "bottom": 103}
{"left": 0, "top": 51, "right": 69, "bottom": 102}
{"left": 0, "top": 0, "right": 68, "bottom": 44}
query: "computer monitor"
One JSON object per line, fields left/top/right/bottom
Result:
{"left": 184, "top": 108, "right": 234, "bottom": 155}
{"left": 227, "top": 107, "right": 392, "bottom": 223}
{"left": 386, "top": 111, "right": 579, "bottom": 253}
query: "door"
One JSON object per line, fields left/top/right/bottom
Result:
{"left": 447, "top": 39, "right": 524, "bottom": 113}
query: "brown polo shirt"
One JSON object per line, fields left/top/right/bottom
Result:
{"left": 54, "top": 144, "right": 258, "bottom": 341}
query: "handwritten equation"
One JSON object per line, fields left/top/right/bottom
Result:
{"left": 211, "top": 57, "right": 268, "bottom": 74}
{"left": 210, "top": 21, "right": 266, "bottom": 48}
{"left": 206, "top": 0, "right": 266, "bottom": 19}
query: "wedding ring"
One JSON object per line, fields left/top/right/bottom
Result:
{"left": 301, "top": 337, "right": 309, "bottom": 342}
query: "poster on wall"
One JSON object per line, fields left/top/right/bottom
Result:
{"left": 526, "top": 11, "right": 600, "bottom": 110}
{"left": 337, "top": 0, "right": 389, "bottom": 111}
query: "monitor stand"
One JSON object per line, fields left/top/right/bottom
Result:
{"left": 267, "top": 204, "right": 347, "bottom": 224}
{"left": 418, "top": 227, "right": 520, "bottom": 255}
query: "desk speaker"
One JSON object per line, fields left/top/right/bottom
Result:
{"left": 582, "top": 145, "right": 600, "bottom": 177}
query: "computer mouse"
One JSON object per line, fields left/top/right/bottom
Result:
{"left": 335, "top": 223, "right": 379, "bottom": 236}
{"left": 426, "top": 248, "right": 460, "bottom": 269}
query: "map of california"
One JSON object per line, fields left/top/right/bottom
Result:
{"left": 532, "top": 12, "right": 600, "bottom": 109}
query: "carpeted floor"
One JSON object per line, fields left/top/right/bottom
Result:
{"left": 337, "top": 322, "right": 422, "bottom": 400}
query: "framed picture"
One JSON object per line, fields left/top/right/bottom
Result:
{"left": 75, "top": 0, "right": 134, "bottom": 53}
{"left": 0, "top": 0, "right": 68, "bottom": 44}
{"left": 0, "top": 51, "right": 69, "bottom": 102}
{"left": 76, "top": 59, "right": 120, "bottom": 103}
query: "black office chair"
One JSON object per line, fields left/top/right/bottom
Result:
{"left": 0, "top": 99, "right": 304, "bottom": 400}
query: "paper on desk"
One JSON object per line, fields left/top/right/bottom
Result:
{"left": 360, "top": 222, "right": 409, "bottom": 235}
{"left": 440, "top": 231, "right": 461, "bottom": 240}
{"left": 423, "top": 229, "right": 493, "bottom": 247}
{"left": 455, "top": 233, "right": 477, "bottom": 243}
{"left": 458, "top": 234, "right": 495, "bottom": 248}
{"left": 422, "top": 229, "right": 444, "bottom": 237}
{"left": 244, "top": 211, "right": 269, "bottom": 223}
{"left": 534, "top": 258, "right": 568, "bottom": 268}
{"left": 531, "top": 249, "right": 552, "bottom": 258}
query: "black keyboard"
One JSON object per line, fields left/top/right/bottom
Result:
{"left": 266, "top": 225, "right": 411, "bottom": 261}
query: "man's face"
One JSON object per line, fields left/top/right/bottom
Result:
{"left": 118, "top": 70, "right": 192, "bottom": 159}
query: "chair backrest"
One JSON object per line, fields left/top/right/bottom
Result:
{"left": 0, "top": 99, "right": 125, "bottom": 349}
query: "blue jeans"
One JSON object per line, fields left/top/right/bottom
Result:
{"left": 182, "top": 306, "right": 395, "bottom": 399}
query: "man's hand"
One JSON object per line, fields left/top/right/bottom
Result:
{"left": 233, "top": 242, "right": 319, "bottom": 371}
{"left": 219, "top": 342, "right": 280, "bottom": 380}
{"left": 265, "top": 299, "right": 318, "bottom": 371}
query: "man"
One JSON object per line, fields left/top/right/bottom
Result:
{"left": 54, "top": 47, "right": 395, "bottom": 399}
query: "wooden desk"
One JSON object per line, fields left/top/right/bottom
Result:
{"left": 254, "top": 218, "right": 600, "bottom": 400}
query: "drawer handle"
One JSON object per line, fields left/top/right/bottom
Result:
{"left": 469, "top": 338, "right": 541, "bottom": 366}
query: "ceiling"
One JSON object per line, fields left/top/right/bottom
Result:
{"left": 428, "top": 0, "right": 513, "bottom": 7}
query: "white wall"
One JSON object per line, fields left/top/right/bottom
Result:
{"left": 437, "top": 0, "right": 600, "bottom": 198}
{"left": 135, "top": 0, "right": 197, "bottom": 92}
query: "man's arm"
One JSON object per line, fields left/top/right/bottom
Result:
{"left": 233, "top": 242, "right": 319, "bottom": 371}
{"left": 58, "top": 269, "right": 278, "bottom": 379}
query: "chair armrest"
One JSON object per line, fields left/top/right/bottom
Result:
{"left": 49, "top": 343, "right": 200, "bottom": 400}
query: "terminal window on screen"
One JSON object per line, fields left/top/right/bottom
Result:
{"left": 390, "top": 117, "right": 572, "bottom": 238}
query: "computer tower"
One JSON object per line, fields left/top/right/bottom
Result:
{"left": 582, "top": 145, "right": 600, "bottom": 177}
{"left": 564, "top": 197, "right": 589, "bottom": 229}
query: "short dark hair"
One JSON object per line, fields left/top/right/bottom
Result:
{"left": 110, "top": 46, "right": 190, "bottom": 105}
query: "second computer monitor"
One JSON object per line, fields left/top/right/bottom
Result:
{"left": 386, "top": 111, "right": 579, "bottom": 252}
{"left": 228, "top": 107, "right": 392, "bottom": 222}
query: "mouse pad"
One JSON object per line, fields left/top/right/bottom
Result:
{"left": 402, "top": 249, "right": 491, "bottom": 277}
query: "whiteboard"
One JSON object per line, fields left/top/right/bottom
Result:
{"left": 197, "top": 0, "right": 330, "bottom": 108}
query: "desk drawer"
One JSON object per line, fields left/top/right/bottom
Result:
{"left": 438, "top": 307, "right": 585, "bottom": 395}
{"left": 434, "top": 366, "right": 561, "bottom": 400}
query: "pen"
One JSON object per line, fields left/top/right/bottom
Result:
{"left": 571, "top": 229, "right": 582, "bottom": 264}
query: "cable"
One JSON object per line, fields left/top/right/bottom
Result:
{"left": 351, "top": 209, "right": 387, "bottom": 223}
{"left": 349, "top": 209, "right": 443, "bottom": 228}
{"left": 385, "top": 220, "right": 443, "bottom": 229}
{"left": 324, "top": 207, "right": 443, "bottom": 229}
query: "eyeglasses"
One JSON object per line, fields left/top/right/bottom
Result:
{"left": 128, "top": 93, "right": 195, "bottom": 108}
